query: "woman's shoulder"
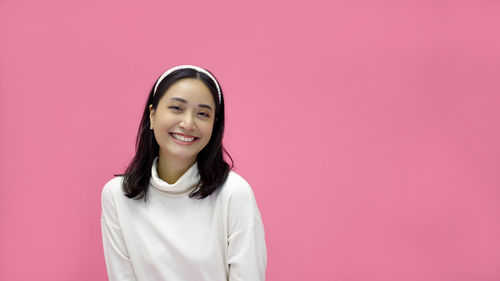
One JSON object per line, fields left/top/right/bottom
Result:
{"left": 101, "top": 176, "right": 125, "bottom": 200}
{"left": 218, "top": 170, "right": 256, "bottom": 199}
{"left": 219, "top": 171, "right": 263, "bottom": 225}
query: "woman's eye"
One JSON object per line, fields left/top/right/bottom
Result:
{"left": 168, "top": 106, "right": 182, "bottom": 111}
{"left": 198, "top": 112, "right": 210, "bottom": 118}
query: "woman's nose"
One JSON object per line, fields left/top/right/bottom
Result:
{"left": 179, "top": 112, "right": 195, "bottom": 130}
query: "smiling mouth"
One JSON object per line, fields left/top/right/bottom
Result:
{"left": 169, "top": 133, "right": 198, "bottom": 142}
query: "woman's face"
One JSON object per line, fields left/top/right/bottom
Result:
{"left": 149, "top": 78, "right": 216, "bottom": 166}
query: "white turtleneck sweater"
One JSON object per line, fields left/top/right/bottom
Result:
{"left": 100, "top": 156, "right": 267, "bottom": 281}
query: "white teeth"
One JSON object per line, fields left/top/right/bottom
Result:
{"left": 171, "top": 133, "right": 195, "bottom": 142}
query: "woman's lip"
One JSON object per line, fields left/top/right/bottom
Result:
{"left": 169, "top": 132, "right": 197, "bottom": 138}
{"left": 169, "top": 133, "right": 198, "bottom": 145}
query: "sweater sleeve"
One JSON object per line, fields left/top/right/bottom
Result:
{"left": 100, "top": 180, "right": 137, "bottom": 281}
{"left": 226, "top": 180, "right": 267, "bottom": 281}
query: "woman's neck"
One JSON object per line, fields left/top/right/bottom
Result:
{"left": 156, "top": 154, "right": 196, "bottom": 184}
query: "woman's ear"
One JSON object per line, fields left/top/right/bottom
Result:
{"left": 149, "top": 104, "right": 155, "bottom": 128}
{"left": 149, "top": 104, "right": 155, "bottom": 117}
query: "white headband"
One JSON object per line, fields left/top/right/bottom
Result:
{"left": 153, "top": 65, "right": 221, "bottom": 103}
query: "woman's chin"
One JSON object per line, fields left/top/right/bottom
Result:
{"left": 160, "top": 149, "right": 197, "bottom": 163}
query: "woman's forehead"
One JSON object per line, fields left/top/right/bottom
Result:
{"left": 161, "top": 78, "right": 215, "bottom": 105}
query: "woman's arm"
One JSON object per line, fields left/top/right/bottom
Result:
{"left": 226, "top": 180, "right": 267, "bottom": 281}
{"left": 101, "top": 181, "right": 138, "bottom": 281}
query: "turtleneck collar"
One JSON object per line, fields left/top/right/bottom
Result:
{"left": 149, "top": 156, "right": 200, "bottom": 195}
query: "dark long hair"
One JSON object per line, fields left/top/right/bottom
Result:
{"left": 114, "top": 67, "right": 233, "bottom": 201}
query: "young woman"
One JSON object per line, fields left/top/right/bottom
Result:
{"left": 100, "top": 65, "right": 267, "bottom": 281}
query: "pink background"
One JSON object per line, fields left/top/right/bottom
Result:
{"left": 1, "top": 0, "right": 499, "bottom": 280}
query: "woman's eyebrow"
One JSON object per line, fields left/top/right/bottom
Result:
{"left": 170, "top": 97, "right": 187, "bottom": 103}
{"left": 170, "top": 97, "right": 212, "bottom": 111}
{"left": 199, "top": 104, "right": 213, "bottom": 111}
